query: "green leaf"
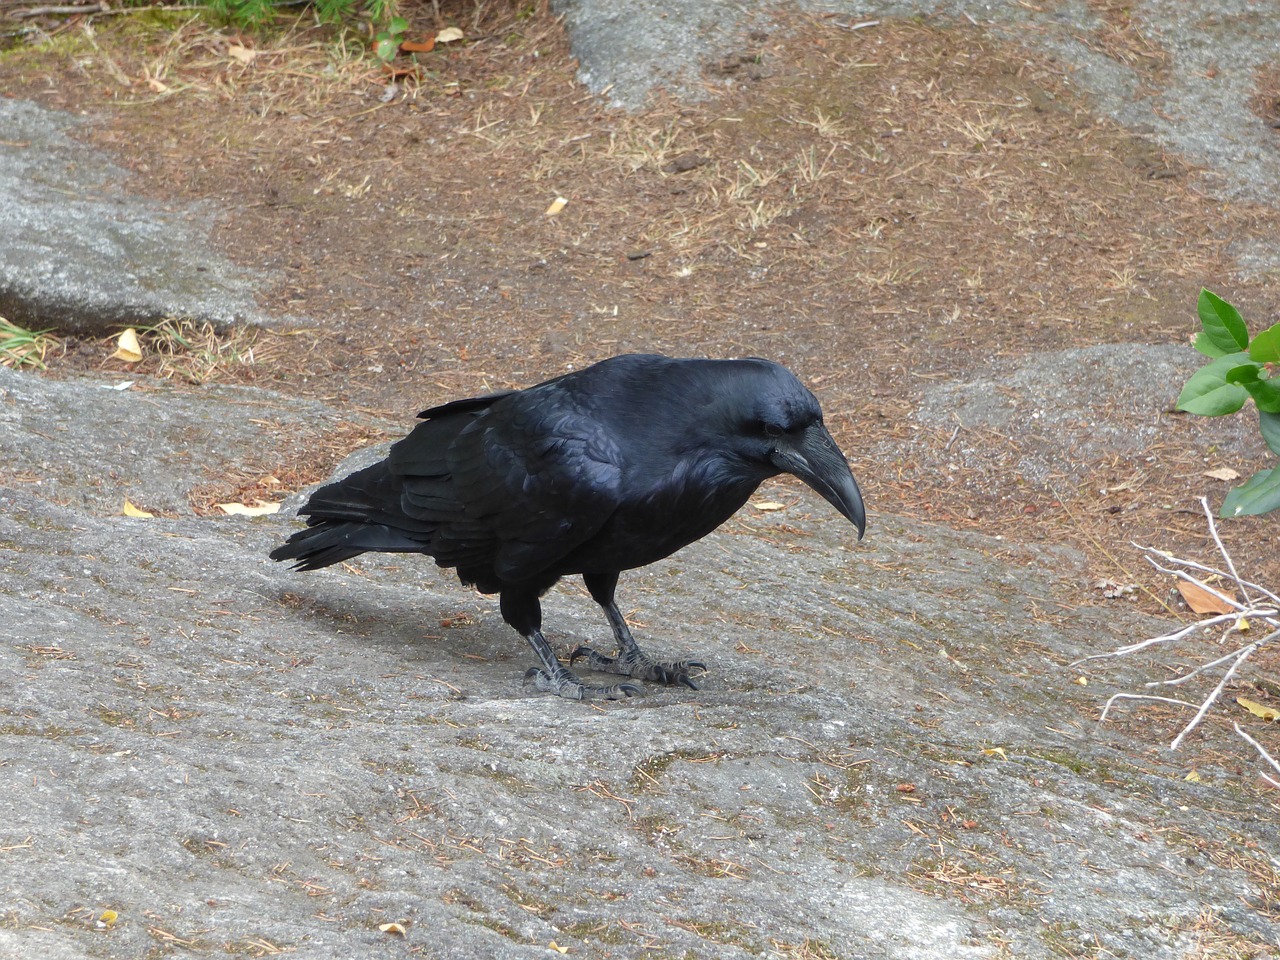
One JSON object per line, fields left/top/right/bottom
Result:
{"left": 1261, "top": 411, "right": 1280, "bottom": 457}
{"left": 1177, "top": 352, "right": 1251, "bottom": 416}
{"left": 1193, "top": 331, "right": 1230, "bottom": 358}
{"left": 1196, "top": 289, "right": 1249, "bottom": 355}
{"left": 1221, "top": 467, "right": 1280, "bottom": 517}
{"left": 1249, "top": 322, "right": 1280, "bottom": 363}
{"left": 374, "top": 37, "right": 399, "bottom": 60}
{"left": 1226, "top": 364, "right": 1280, "bottom": 413}
{"left": 389, "top": 15, "right": 409, "bottom": 34}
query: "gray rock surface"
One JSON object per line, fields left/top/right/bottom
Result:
{"left": 0, "top": 99, "right": 273, "bottom": 334}
{"left": 901, "top": 343, "right": 1269, "bottom": 495}
{"left": 2, "top": 365, "right": 1277, "bottom": 959}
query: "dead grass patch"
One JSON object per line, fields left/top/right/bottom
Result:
{"left": 1080, "top": 0, "right": 1170, "bottom": 86}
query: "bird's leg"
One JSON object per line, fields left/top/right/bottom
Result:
{"left": 572, "top": 573, "right": 707, "bottom": 689}
{"left": 500, "top": 588, "right": 640, "bottom": 700}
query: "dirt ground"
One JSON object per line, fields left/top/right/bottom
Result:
{"left": 3, "top": 0, "right": 1279, "bottom": 769}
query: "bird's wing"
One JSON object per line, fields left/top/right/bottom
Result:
{"left": 398, "top": 387, "right": 625, "bottom": 583}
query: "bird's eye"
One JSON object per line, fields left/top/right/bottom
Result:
{"left": 764, "top": 423, "right": 783, "bottom": 438}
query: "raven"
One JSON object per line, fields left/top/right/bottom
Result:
{"left": 270, "top": 354, "right": 865, "bottom": 699}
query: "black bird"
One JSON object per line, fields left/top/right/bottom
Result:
{"left": 270, "top": 354, "right": 865, "bottom": 700}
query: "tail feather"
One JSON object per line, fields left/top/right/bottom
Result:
{"left": 271, "top": 400, "right": 496, "bottom": 572}
{"left": 269, "top": 520, "right": 427, "bottom": 570}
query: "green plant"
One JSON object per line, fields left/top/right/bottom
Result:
{"left": 1176, "top": 289, "right": 1280, "bottom": 516}
{"left": 200, "top": 0, "right": 398, "bottom": 31}
{"left": 0, "top": 317, "right": 57, "bottom": 370}
{"left": 372, "top": 14, "right": 408, "bottom": 61}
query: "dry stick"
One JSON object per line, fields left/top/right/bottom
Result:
{"left": 1234, "top": 723, "right": 1280, "bottom": 790}
{"left": 1139, "top": 546, "right": 1280, "bottom": 609}
{"left": 1084, "top": 508, "right": 1280, "bottom": 765}
{"left": 1169, "top": 641, "right": 1259, "bottom": 750}
{"left": 8, "top": 2, "right": 195, "bottom": 17}
{"left": 1070, "top": 612, "right": 1238, "bottom": 665}
{"left": 1197, "top": 495, "right": 1255, "bottom": 607}
{"left": 1148, "top": 637, "right": 1268, "bottom": 689}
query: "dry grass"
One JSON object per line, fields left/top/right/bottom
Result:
{"left": 125, "top": 318, "right": 274, "bottom": 383}
{"left": 0, "top": 316, "right": 59, "bottom": 369}
{"left": 1080, "top": 0, "right": 1170, "bottom": 84}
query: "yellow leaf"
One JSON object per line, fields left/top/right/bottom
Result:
{"left": 752, "top": 501, "right": 786, "bottom": 512}
{"left": 545, "top": 196, "right": 567, "bottom": 217}
{"left": 1236, "top": 697, "right": 1280, "bottom": 722}
{"left": 217, "top": 500, "right": 281, "bottom": 517}
{"left": 982, "top": 747, "right": 1008, "bottom": 760}
{"left": 548, "top": 943, "right": 569, "bottom": 955}
{"left": 435, "top": 26, "right": 464, "bottom": 43}
{"left": 1203, "top": 467, "right": 1240, "bottom": 481}
{"left": 1237, "top": 617, "right": 1250, "bottom": 632}
{"left": 122, "top": 500, "right": 153, "bottom": 518}
{"left": 1184, "top": 769, "right": 1202, "bottom": 783}
{"left": 97, "top": 909, "right": 118, "bottom": 929}
{"left": 227, "top": 43, "right": 256, "bottom": 64}
{"left": 111, "top": 328, "right": 143, "bottom": 363}
{"left": 378, "top": 923, "right": 407, "bottom": 937}
{"left": 1176, "top": 580, "right": 1234, "bottom": 615}
{"left": 1075, "top": 676, "right": 1088, "bottom": 686}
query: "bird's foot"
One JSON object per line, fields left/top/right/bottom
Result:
{"left": 523, "top": 666, "right": 641, "bottom": 701}
{"left": 570, "top": 646, "right": 706, "bottom": 689}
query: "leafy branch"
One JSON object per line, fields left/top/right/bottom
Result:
{"left": 1176, "top": 289, "right": 1280, "bottom": 516}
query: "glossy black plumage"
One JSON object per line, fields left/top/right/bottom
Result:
{"left": 270, "top": 354, "right": 865, "bottom": 699}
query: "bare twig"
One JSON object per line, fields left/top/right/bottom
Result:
{"left": 1198, "top": 496, "right": 1252, "bottom": 607}
{"left": 1148, "top": 639, "right": 1265, "bottom": 689}
{"left": 6, "top": 2, "right": 196, "bottom": 18}
{"left": 1083, "top": 507, "right": 1280, "bottom": 780}
{"left": 1234, "top": 723, "right": 1280, "bottom": 790}
{"left": 1169, "top": 642, "right": 1258, "bottom": 750}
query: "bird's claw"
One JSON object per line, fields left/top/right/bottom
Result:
{"left": 523, "top": 666, "right": 641, "bottom": 701}
{"left": 570, "top": 646, "right": 706, "bottom": 689}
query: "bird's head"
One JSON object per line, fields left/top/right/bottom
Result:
{"left": 713, "top": 360, "right": 866, "bottom": 539}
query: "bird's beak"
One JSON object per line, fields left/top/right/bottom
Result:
{"left": 771, "top": 423, "right": 866, "bottom": 539}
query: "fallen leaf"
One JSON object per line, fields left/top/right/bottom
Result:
{"left": 122, "top": 500, "right": 153, "bottom": 518}
{"left": 1176, "top": 580, "right": 1235, "bottom": 615}
{"left": 752, "top": 501, "right": 786, "bottom": 511}
{"left": 401, "top": 37, "right": 435, "bottom": 53}
{"left": 545, "top": 196, "right": 567, "bottom": 216}
{"left": 227, "top": 43, "right": 256, "bottom": 64}
{"left": 146, "top": 76, "right": 169, "bottom": 94}
{"left": 1184, "top": 769, "right": 1202, "bottom": 783}
{"left": 1203, "top": 466, "right": 1240, "bottom": 481}
{"left": 1237, "top": 617, "right": 1250, "bottom": 632}
{"left": 982, "top": 747, "right": 1008, "bottom": 760}
{"left": 1075, "top": 676, "right": 1088, "bottom": 686}
{"left": 111, "top": 328, "right": 143, "bottom": 363}
{"left": 378, "top": 922, "right": 407, "bottom": 937}
{"left": 1236, "top": 696, "right": 1280, "bottom": 721}
{"left": 895, "top": 783, "right": 917, "bottom": 794}
{"left": 97, "top": 909, "right": 118, "bottom": 929}
{"left": 435, "top": 26, "right": 464, "bottom": 43}
{"left": 217, "top": 500, "right": 281, "bottom": 517}
{"left": 548, "top": 942, "right": 569, "bottom": 954}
